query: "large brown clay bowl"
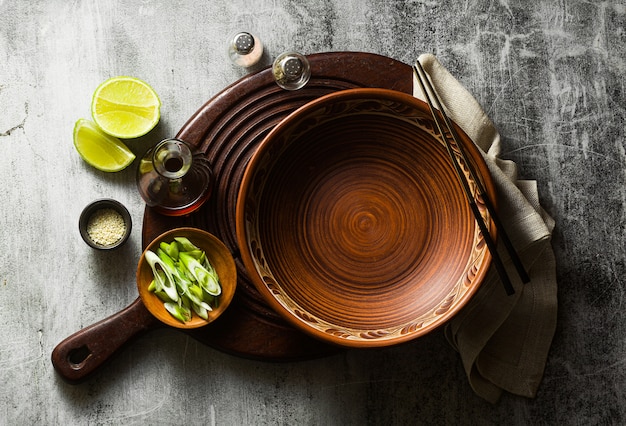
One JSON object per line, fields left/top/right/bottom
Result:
{"left": 236, "top": 88, "right": 496, "bottom": 348}
{"left": 137, "top": 227, "right": 237, "bottom": 329}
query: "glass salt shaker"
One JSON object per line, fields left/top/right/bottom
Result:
{"left": 136, "top": 138, "right": 214, "bottom": 216}
{"left": 272, "top": 52, "right": 311, "bottom": 90}
{"left": 228, "top": 31, "right": 264, "bottom": 67}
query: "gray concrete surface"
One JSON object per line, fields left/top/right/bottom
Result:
{"left": 1, "top": 0, "right": 625, "bottom": 424}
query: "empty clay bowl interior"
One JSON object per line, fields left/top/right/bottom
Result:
{"left": 236, "top": 88, "right": 496, "bottom": 348}
{"left": 137, "top": 227, "right": 237, "bottom": 329}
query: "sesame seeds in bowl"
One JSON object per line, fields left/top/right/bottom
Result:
{"left": 79, "top": 199, "right": 132, "bottom": 250}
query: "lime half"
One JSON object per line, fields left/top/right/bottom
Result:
{"left": 91, "top": 76, "right": 161, "bottom": 139}
{"left": 73, "top": 119, "right": 136, "bottom": 172}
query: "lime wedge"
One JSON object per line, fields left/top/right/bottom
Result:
{"left": 91, "top": 76, "right": 161, "bottom": 139}
{"left": 73, "top": 119, "right": 136, "bottom": 172}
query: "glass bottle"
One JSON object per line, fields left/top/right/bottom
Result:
{"left": 272, "top": 52, "right": 311, "bottom": 90}
{"left": 227, "top": 31, "right": 264, "bottom": 67}
{"left": 136, "top": 138, "right": 214, "bottom": 216}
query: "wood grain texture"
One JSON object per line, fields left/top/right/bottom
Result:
{"left": 140, "top": 52, "right": 413, "bottom": 360}
{"left": 1, "top": 0, "right": 625, "bottom": 424}
{"left": 237, "top": 88, "right": 495, "bottom": 347}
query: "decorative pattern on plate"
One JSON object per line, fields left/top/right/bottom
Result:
{"left": 237, "top": 88, "right": 495, "bottom": 348}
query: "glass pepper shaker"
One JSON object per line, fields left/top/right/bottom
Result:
{"left": 272, "top": 52, "right": 311, "bottom": 90}
{"left": 228, "top": 31, "right": 264, "bottom": 67}
{"left": 136, "top": 138, "right": 214, "bottom": 216}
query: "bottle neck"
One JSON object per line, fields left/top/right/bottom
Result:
{"left": 153, "top": 139, "right": 192, "bottom": 179}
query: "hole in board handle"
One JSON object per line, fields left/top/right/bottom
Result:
{"left": 68, "top": 345, "right": 92, "bottom": 370}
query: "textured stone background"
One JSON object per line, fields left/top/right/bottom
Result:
{"left": 1, "top": 0, "right": 624, "bottom": 424}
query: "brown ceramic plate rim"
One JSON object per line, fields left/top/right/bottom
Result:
{"left": 236, "top": 87, "right": 495, "bottom": 347}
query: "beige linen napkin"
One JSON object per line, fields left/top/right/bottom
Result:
{"left": 413, "top": 54, "right": 557, "bottom": 403}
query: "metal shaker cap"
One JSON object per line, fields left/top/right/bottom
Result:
{"left": 272, "top": 52, "right": 311, "bottom": 90}
{"left": 233, "top": 32, "right": 255, "bottom": 55}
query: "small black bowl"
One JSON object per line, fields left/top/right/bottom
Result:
{"left": 79, "top": 199, "right": 132, "bottom": 250}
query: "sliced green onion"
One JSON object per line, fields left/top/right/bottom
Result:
{"left": 174, "top": 236, "right": 200, "bottom": 252}
{"left": 179, "top": 252, "right": 221, "bottom": 296}
{"left": 146, "top": 237, "right": 223, "bottom": 323}
{"left": 155, "top": 290, "right": 174, "bottom": 303}
{"left": 159, "top": 241, "right": 179, "bottom": 260}
{"left": 145, "top": 250, "right": 178, "bottom": 302}
{"left": 164, "top": 302, "right": 191, "bottom": 323}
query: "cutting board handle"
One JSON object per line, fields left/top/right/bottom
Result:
{"left": 51, "top": 297, "right": 160, "bottom": 384}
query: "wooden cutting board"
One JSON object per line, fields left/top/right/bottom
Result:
{"left": 157, "top": 52, "right": 413, "bottom": 359}
{"left": 52, "top": 52, "right": 413, "bottom": 383}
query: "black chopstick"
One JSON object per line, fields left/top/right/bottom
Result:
{"left": 413, "top": 62, "right": 530, "bottom": 295}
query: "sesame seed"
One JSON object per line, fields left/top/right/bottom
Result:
{"left": 87, "top": 208, "right": 126, "bottom": 246}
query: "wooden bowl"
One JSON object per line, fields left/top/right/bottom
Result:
{"left": 137, "top": 227, "right": 237, "bottom": 329}
{"left": 236, "top": 88, "right": 496, "bottom": 348}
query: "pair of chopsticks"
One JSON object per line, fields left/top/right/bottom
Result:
{"left": 412, "top": 61, "right": 530, "bottom": 296}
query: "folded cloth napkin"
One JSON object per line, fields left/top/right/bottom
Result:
{"left": 413, "top": 53, "right": 558, "bottom": 403}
